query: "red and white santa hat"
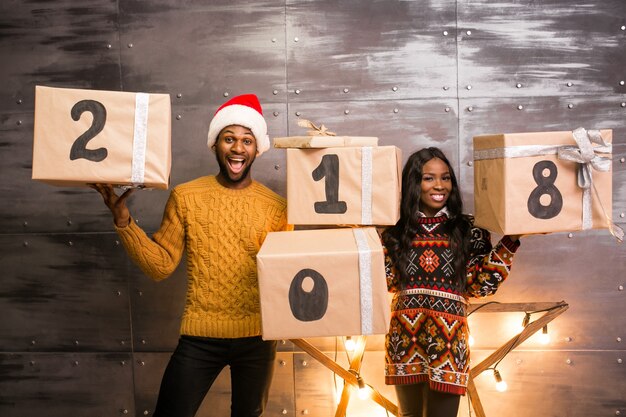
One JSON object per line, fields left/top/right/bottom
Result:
{"left": 207, "top": 94, "right": 270, "bottom": 155}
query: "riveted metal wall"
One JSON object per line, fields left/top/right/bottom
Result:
{"left": 0, "top": 0, "right": 624, "bottom": 416}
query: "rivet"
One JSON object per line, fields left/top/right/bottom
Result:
{"left": 568, "top": 233, "right": 574, "bottom": 238}
{"left": 620, "top": 158, "right": 625, "bottom": 163}
{"left": 615, "top": 412, "right": 621, "bottom": 416}
{"left": 393, "top": 108, "right": 399, "bottom": 113}
{"left": 115, "top": 240, "right": 120, "bottom": 246}
{"left": 621, "top": 25, "right": 626, "bottom": 31}
{"left": 273, "top": 111, "right": 279, "bottom": 117}
{"left": 176, "top": 115, "right": 182, "bottom": 120}
{"left": 121, "top": 361, "right": 127, "bottom": 366}
{"left": 467, "top": 106, "right": 473, "bottom": 112}
{"left": 565, "top": 336, "right": 573, "bottom": 342}
{"left": 467, "top": 161, "right": 473, "bottom": 167}
{"left": 621, "top": 102, "right": 626, "bottom": 107}
{"left": 23, "top": 241, "right": 29, "bottom": 247}
{"left": 295, "top": 111, "right": 301, "bottom": 116}
{"left": 16, "top": 120, "right": 22, "bottom": 125}
{"left": 466, "top": 85, "right": 472, "bottom": 90}
{"left": 343, "top": 88, "right": 349, "bottom": 93}
{"left": 443, "top": 30, "right": 449, "bottom": 36}
{"left": 466, "top": 30, "right": 472, "bottom": 36}
{"left": 30, "top": 361, "right": 36, "bottom": 366}
{"left": 443, "top": 86, "right": 450, "bottom": 91}
{"left": 516, "top": 359, "right": 522, "bottom": 365}
{"left": 444, "top": 107, "right": 450, "bottom": 112}
{"left": 271, "top": 37, "right": 277, "bottom": 43}
{"left": 392, "top": 86, "right": 398, "bottom": 92}
{"left": 302, "top": 410, "right": 309, "bottom": 415}
{"left": 176, "top": 93, "right": 182, "bottom": 98}
{"left": 302, "top": 360, "right": 308, "bottom": 366}
{"left": 280, "top": 360, "right": 286, "bottom": 366}
{"left": 618, "top": 358, "right": 623, "bottom": 364}
{"left": 223, "top": 92, "right": 229, "bottom": 97}
{"left": 17, "top": 99, "right": 23, "bottom": 105}
{"left": 295, "top": 89, "right": 301, "bottom": 94}
{"left": 122, "top": 410, "right": 129, "bottom": 415}
{"left": 516, "top": 83, "right": 522, "bottom": 88}
{"left": 280, "top": 340, "right": 287, "bottom": 345}
{"left": 273, "top": 90, "right": 278, "bottom": 95}
{"left": 67, "top": 220, "right": 72, "bottom": 226}
{"left": 294, "top": 37, "right": 299, "bottom": 42}
{"left": 567, "top": 103, "right": 574, "bottom": 109}
{"left": 620, "top": 213, "right": 625, "bottom": 218}
{"left": 23, "top": 221, "right": 28, "bottom": 227}
{"left": 517, "top": 105, "right": 524, "bottom": 110}
{"left": 141, "top": 339, "right": 146, "bottom": 344}
{"left": 116, "top": 291, "right": 122, "bottom": 296}
{"left": 620, "top": 81, "right": 625, "bottom": 86}
{"left": 565, "top": 358, "right": 572, "bottom": 365}
{"left": 138, "top": 291, "right": 143, "bottom": 296}
{"left": 74, "top": 340, "right": 79, "bottom": 346}
{"left": 566, "top": 82, "right": 573, "bottom": 87}
{"left": 120, "top": 340, "right": 126, "bottom": 345}
{"left": 618, "top": 285, "right": 624, "bottom": 291}
{"left": 344, "top": 109, "right": 350, "bottom": 115}
{"left": 31, "top": 340, "right": 36, "bottom": 345}
{"left": 106, "top": 44, "right": 112, "bottom": 49}
{"left": 143, "top": 411, "right": 149, "bottom": 416}
{"left": 139, "top": 361, "right": 145, "bottom": 366}
{"left": 68, "top": 241, "right": 73, "bottom": 246}
{"left": 617, "top": 337, "right": 622, "bottom": 342}
{"left": 127, "top": 43, "right": 133, "bottom": 48}
{"left": 282, "top": 410, "right": 288, "bottom": 415}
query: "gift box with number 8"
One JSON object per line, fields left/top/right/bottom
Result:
{"left": 473, "top": 128, "right": 613, "bottom": 235}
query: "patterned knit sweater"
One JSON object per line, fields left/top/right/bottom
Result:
{"left": 384, "top": 213, "right": 519, "bottom": 395}
{"left": 115, "top": 175, "right": 291, "bottom": 339}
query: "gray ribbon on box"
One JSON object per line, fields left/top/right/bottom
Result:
{"left": 131, "top": 92, "right": 150, "bottom": 186}
{"left": 361, "top": 147, "right": 373, "bottom": 225}
{"left": 353, "top": 228, "right": 373, "bottom": 335}
{"left": 474, "top": 127, "right": 623, "bottom": 242}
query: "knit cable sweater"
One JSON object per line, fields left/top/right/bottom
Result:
{"left": 115, "top": 175, "right": 291, "bottom": 338}
{"left": 384, "top": 214, "right": 520, "bottom": 395}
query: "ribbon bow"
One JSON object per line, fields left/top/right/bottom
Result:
{"left": 557, "top": 127, "right": 623, "bottom": 243}
{"left": 297, "top": 119, "right": 336, "bottom": 136}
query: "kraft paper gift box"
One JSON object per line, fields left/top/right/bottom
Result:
{"left": 274, "top": 135, "right": 378, "bottom": 148}
{"left": 473, "top": 128, "right": 613, "bottom": 235}
{"left": 33, "top": 85, "right": 171, "bottom": 189}
{"left": 257, "top": 227, "right": 390, "bottom": 340}
{"left": 286, "top": 146, "right": 402, "bottom": 225}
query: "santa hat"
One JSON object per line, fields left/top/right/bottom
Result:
{"left": 207, "top": 94, "right": 270, "bottom": 155}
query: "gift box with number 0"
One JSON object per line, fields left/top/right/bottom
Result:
{"left": 257, "top": 227, "right": 390, "bottom": 340}
{"left": 32, "top": 85, "right": 171, "bottom": 189}
{"left": 473, "top": 128, "right": 613, "bottom": 235}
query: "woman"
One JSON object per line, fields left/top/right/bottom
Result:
{"left": 382, "top": 147, "right": 521, "bottom": 417}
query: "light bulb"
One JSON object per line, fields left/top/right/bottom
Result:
{"left": 539, "top": 325, "right": 550, "bottom": 345}
{"left": 356, "top": 376, "right": 370, "bottom": 400}
{"left": 468, "top": 334, "right": 475, "bottom": 347}
{"left": 344, "top": 336, "right": 356, "bottom": 351}
{"left": 493, "top": 369, "right": 508, "bottom": 392}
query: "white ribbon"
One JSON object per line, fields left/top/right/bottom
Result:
{"left": 361, "top": 147, "right": 373, "bottom": 225}
{"left": 131, "top": 93, "right": 150, "bottom": 185}
{"left": 474, "top": 128, "right": 622, "bottom": 242}
{"left": 353, "top": 228, "right": 373, "bottom": 335}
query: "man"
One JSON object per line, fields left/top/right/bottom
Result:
{"left": 93, "top": 94, "right": 291, "bottom": 417}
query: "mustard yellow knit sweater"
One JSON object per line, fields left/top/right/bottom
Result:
{"left": 116, "top": 175, "right": 291, "bottom": 338}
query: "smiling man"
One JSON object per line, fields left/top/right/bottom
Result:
{"left": 93, "top": 94, "right": 291, "bottom": 417}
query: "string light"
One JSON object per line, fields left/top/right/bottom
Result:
{"left": 344, "top": 336, "right": 356, "bottom": 351}
{"left": 468, "top": 334, "right": 475, "bottom": 347}
{"left": 493, "top": 369, "right": 508, "bottom": 392}
{"left": 539, "top": 325, "right": 550, "bottom": 345}
{"left": 356, "top": 376, "right": 370, "bottom": 400}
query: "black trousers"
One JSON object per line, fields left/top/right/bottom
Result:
{"left": 153, "top": 335, "right": 278, "bottom": 417}
{"left": 395, "top": 383, "right": 461, "bottom": 417}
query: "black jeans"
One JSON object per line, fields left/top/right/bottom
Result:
{"left": 153, "top": 335, "right": 278, "bottom": 417}
{"left": 395, "top": 383, "right": 461, "bottom": 417}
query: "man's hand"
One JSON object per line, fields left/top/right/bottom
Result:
{"left": 90, "top": 184, "right": 136, "bottom": 228}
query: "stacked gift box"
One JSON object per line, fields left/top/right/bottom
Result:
{"left": 257, "top": 123, "right": 402, "bottom": 340}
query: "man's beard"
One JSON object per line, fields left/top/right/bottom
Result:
{"left": 216, "top": 157, "right": 254, "bottom": 184}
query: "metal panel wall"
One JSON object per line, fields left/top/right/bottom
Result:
{"left": 0, "top": 0, "right": 624, "bottom": 416}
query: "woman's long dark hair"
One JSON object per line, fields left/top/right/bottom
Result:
{"left": 382, "top": 147, "right": 472, "bottom": 285}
